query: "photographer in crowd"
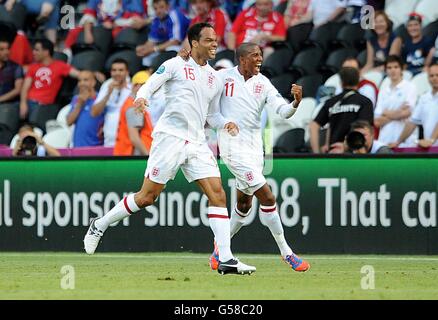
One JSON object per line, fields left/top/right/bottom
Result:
{"left": 12, "top": 124, "right": 60, "bottom": 156}
{"left": 330, "top": 120, "right": 393, "bottom": 154}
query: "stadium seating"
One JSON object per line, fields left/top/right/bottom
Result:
{"left": 73, "top": 26, "right": 112, "bottom": 56}
{"left": 270, "top": 73, "right": 296, "bottom": 98}
{"left": 0, "top": 3, "right": 26, "bottom": 30}
{"left": 362, "top": 70, "right": 384, "bottom": 87}
{"left": 0, "top": 103, "right": 20, "bottom": 137}
{"left": 307, "top": 22, "right": 345, "bottom": 52}
{"left": 320, "top": 48, "right": 358, "bottom": 78}
{"left": 72, "top": 50, "right": 105, "bottom": 71}
{"left": 261, "top": 47, "right": 294, "bottom": 78}
{"left": 105, "top": 50, "right": 143, "bottom": 76}
{"left": 357, "top": 50, "right": 367, "bottom": 68}
{"left": 150, "top": 51, "right": 177, "bottom": 73}
{"left": 289, "top": 47, "right": 324, "bottom": 78}
{"left": 385, "top": 0, "right": 419, "bottom": 28}
{"left": 332, "top": 23, "right": 366, "bottom": 52}
{"left": 296, "top": 74, "right": 323, "bottom": 98}
{"left": 42, "top": 127, "right": 71, "bottom": 148}
{"left": 411, "top": 71, "right": 432, "bottom": 95}
{"left": 422, "top": 19, "right": 438, "bottom": 40}
{"left": 28, "top": 104, "right": 60, "bottom": 134}
{"left": 112, "top": 28, "right": 144, "bottom": 52}
{"left": 286, "top": 23, "right": 313, "bottom": 52}
{"left": 211, "top": 49, "right": 235, "bottom": 66}
{"left": 414, "top": 0, "right": 438, "bottom": 26}
{"left": 273, "top": 128, "right": 306, "bottom": 153}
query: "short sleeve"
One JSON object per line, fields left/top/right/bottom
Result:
{"left": 14, "top": 65, "right": 24, "bottom": 80}
{"left": 410, "top": 96, "right": 425, "bottom": 125}
{"left": 231, "top": 11, "right": 245, "bottom": 34}
{"left": 272, "top": 13, "right": 286, "bottom": 37}
{"left": 314, "top": 101, "right": 330, "bottom": 126}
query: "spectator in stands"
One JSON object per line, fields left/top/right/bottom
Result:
{"left": 12, "top": 123, "right": 60, "bottom": 156}
{"left": 221, "top": 0, "right": 245, "bottom": 21}
{"left": 63, "top": 0, "right": 146, "bottom": 60}
{"left": 298, "top": 0, "right": 346, "bottom": 29}
{"left": 136, "top": 0, "right": 190, "bottom": 68}
{"left": 309, "top": 66, "right": 374, "bottom": 153}
{"left": 66, "top": 70, "right": 104, "bottom": 147}
{"left": 333, "top": 57, "right": 379, "bottom": 108}
{"left": 169, "top": 0, "right": 191, "bottom": 16}
{"left": 330, "top": 120, "right": 393, "bottom": 154}
{"left": 284, "top": 0, "right": 311, "bottom": 28}
{"left": 3, "top": 0, "right": 60, "bottom": 44}
{"left": 374, "top": 55, "right": 418, "bottom": 147}
{"left": 189, "top": 0, "right": 230, "bottom": 51}
{"left": 20, "top": 39, "right": 79, "bottom": 121}
{"left": 361, "top": 11, "right": 395, "bottom": 75}
{"left": 389, "top": 13, "right": 435, "bottom": 76}
{"left": 227, "top": 0, "right": 286, "bottom": 58}
{"left": 91, "top": 58, "right": 132, "bottom": 147}
{"left": 114, "top": 70, "right": 153, "bottom": 156}
{"left": 0, "top": 36, "right": 23, "bottom": 104}
{"left": 388, "top": 63, "right": 438, "bottom": 149}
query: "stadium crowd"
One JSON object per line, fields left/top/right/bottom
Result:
{"left": 0, "top": 0, "right": 438, "bottom": 156}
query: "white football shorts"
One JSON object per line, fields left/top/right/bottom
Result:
{"left": 145, "top": 133, "right": 221, "bottom": 184}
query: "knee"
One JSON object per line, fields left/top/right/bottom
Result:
{"left": 261, "top": 193, "right": 276, "bottom": 207}
{"left": 237, "top": 199, "right": 253, "bottom": 214}
{"left": 135, "top": 190, "right": 159, "bottom": 208}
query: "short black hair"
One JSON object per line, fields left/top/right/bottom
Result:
{"left": 0, "top": 35, "right": 12, "bottom": 47}
{"left": 111, "top": 58, "right": 129, "bottom": 69}
{"left": 153, "top": 0, "right": 169, "bottom": 4}
{"left": 34, "top": 38, "right": 54, "bottom": 57}
{"left": 350, "top": 120, "right": 374, "bottom": 133}
{"left": 187, "top": 22, "right": 214, "bottom": 48}
{"left": 385, "top": 55, "right": 404, "bottom": 69}
{"left": 236, "top": 43, "right": 259, "bottom": 64}
{"left": 339, "top": 67, "right": 360, "bottom": 87}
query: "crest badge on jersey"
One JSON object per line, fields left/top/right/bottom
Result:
{"left": 245, "top": 171, "right": 254, "bottom": 182}
{"left": 152, "top": 167, "right": 160, "bottom": 177}
{"left": 253, "top": 83, "right": 264, "bottom": 98}
{"left": 208, "top": 73, "right": 214, "bottom": 88}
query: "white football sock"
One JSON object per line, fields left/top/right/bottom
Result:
{"left": 259, "top": 204, "right": 293, "bottom": 257}
{"left": 230, "top": 205, "right": 251, "bottom": 238}
{"left": 208, "top": 206, "right": 234, "bottom": 262}
{"left": 95, "top": 194, "right": 140, "bottom": 232}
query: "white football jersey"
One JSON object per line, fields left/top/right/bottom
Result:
{"left": 216, "top": 67, "right": 296, "bottom": 156}
{"left": 136, "top": 56, "right": 224, "bottom": 144}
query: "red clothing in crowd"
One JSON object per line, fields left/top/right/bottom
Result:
{"left": 231, "top": 7, "right": 286, "bottom": 48}
{"left": 190, "top": 8, "right": 229, "bottom": 46}
{"left": 9, "top": 31, "right": 33, "bottom": 66}
{"left": 26, "top": 60, "right": 72, "bottom": 105}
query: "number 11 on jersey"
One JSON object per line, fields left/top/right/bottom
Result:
{"left": 225, "top": 82, "right": 234, "bottom": 97}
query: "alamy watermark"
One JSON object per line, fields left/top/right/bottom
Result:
{"left": 360, "top": 265, "right": 375, "bottom": 290}
{"left": 60, "top": 265, "right": 75, "bottom": 290}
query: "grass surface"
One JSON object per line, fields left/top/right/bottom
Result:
{"left": 1, "top": 252, "right": 438, "bottom": 300}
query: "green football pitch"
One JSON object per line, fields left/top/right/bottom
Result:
{"left": 1, "top": 252, "right": 437, "bottom": 300}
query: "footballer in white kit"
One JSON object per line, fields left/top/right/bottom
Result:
{"left": 208, "top": 43, "right": 310, "bottom": 272}
{"left": 83, "top": 23, "right": 256, "bottom": 276}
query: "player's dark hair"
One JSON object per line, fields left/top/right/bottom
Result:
{"left": 236, "top": 43, "right": 259, "bottom": 65}
{"left": 350, "top": 120, "right": 374, "bottom": 133}
{"left": 187, "top": 22, "right": 214, "bottom": 48}
{"left": 34, "top": 38, "right": 54, "bottom": 57}
{"left": 111, "top": 58, "right": 129, "bottom": 70}
{"left": 339, "top": 67, "right": 360, "bottom": 88}
{"left": 385, "top": 55, "right": 404, "bottom": 69}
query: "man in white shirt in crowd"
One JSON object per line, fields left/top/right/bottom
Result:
{"left": 374, "top": 55, "right": 418, "bottom": 147}
{"left": 84, "top": 23, "right": 256, "bottom": 275}
{"left": 388, "top": 63, "right": 438, "bottom": 149}
{"left": 300, "top": 0, "right": 347, "bottom": 28}
{"left": 91, "top": 58, "right": 132, "bottom": 147}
